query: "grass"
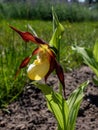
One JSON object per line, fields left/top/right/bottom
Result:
{"left": 0, "top": 19, "right": 98, "bottom": 107}
{"left": 0, "top": 20, "right": 53, "bottom": 108}
{"left": 59, "top": 21, "right": 98, "bottom": 70}
{"left": 0, "top": 1, "right": 98, "bottom": 21}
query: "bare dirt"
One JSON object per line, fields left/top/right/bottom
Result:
{"left": 0, "top": 66, "right": 98, "bottom": 130}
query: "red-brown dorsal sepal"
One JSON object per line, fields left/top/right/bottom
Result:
{"left": 10, "top": 25, "right": 47, "bottom": 45}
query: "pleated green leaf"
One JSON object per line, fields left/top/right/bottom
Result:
{"left": 73, "top": 46, "right": 98, "bottom": 77}
{"left": 34, "top": 81, "right": 88, "bottom": 130}
{"left": 34, "top": 82, "right": 69, "bottom": 130}
{"left": 67, "top": 81, "right": 89, "bottom": 130}
{"left": 46, "top": 93, "right": 69, "bottom": 130}
{"left": 93, "top": 40, "right": 98, "bottom": 62}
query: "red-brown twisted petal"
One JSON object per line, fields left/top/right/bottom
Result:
{"left": 55, "top": 61, "right": 66, "bottom": 98}
{"left": 44, "top": 49, "right": 56, "bottom": 82}
{"left": 15, "top": 56, "right": 31, "bottom": 79}
{"left": 19, "top": 56, "right": 31, "bottom": 69}
{"left": 32, "top": 47, "right": 40, "bottom": 56}
{"left": 45, "top": 53, "right": 66, "bottom": 98}
{"left": 15, "top": 48, "right": 40, "bottom": 78}
{"left": 10, "top": 25, "right": 47, "bottom": 45}
{"left": 45, "top": 55, "right": 55, "bottom": 82}
{"left": 47, "top": 47, "right": 56, "bottom": 58}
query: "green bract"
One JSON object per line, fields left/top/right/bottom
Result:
{"left": 49, "top": 7, "right": 64, "bottom": 62}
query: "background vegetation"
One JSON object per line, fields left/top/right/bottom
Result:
{"left": 0, "top": 0, "right": 98, "bottom": 21}
{"left": 0, "top": 0, "right": 98, "bottom": 108}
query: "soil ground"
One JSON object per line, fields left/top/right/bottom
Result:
{"left": 0, "top": 66, "right": 98, "bottom": 130}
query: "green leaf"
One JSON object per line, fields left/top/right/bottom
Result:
{"left": 46, "top": 92, "right": 69, "bottom": 130}
{"left": 67, "top": 81, "right": 89, "bottom": 130}
{"left": 33, "top": 82, "right": 69, "bottom": 130}
{"left": 27, "top": 24, "right": 38, "bottom": 37}
{"left": 72, "top": 46, "right": 93, "bottom": 65}
{"left": 93, "top": 76, "right": 98, "bottom": 86}
{"left": 67, "top": 81, "right": 89, "bottom": 108}
{"left": 73, "top": 46, "right": 98, "bottom": 77}
{"left": 33, "top": 81, "right": 88, "bottom": 130}
{"left": 93, "top": 40, "right": 98, "bottom": 62}
{"left": 33, "top": 82, "right": 53, "bottom": 95}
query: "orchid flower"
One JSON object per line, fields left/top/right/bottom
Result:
{"left": 10, "top": 26, "right": 66, "bottom": 97}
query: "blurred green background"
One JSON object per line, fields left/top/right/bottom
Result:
{"left": 0, "top": 0, "right": 98, "bottom": 107}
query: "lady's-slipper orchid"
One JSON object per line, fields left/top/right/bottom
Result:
{"left": 10, "top": 26, "right": 66, "bottom": 97}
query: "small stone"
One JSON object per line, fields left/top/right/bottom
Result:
{"left": 0, "top": 121, "right": 6, "bottom": 127}
{"left": 16, "top": 124, "right": 26, "bottom": 130}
